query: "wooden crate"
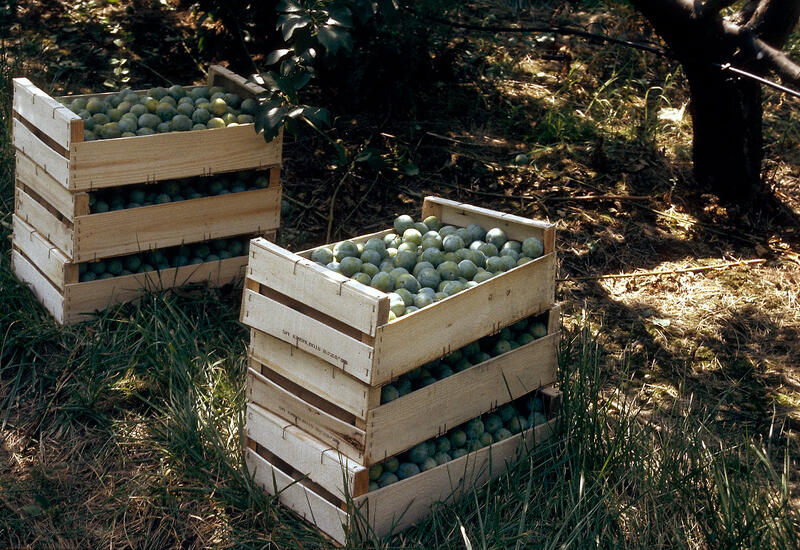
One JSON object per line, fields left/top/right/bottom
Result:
{"left": 245, "top": 387, "right": 561, "bottom": 545}
{"left": 12, "top": 214, "right": 269, "bottom": 324}
{"left": 240, "top": 196, "right": 556, "bottom": 388}
{"left": 11, "top": 65, "right": 283, "bottom": 323}
{"left": 246, "top": 304, "right": 559, "bottom": 466}
{"left": 12, "top": 65, "right": 281, "bottom": 191}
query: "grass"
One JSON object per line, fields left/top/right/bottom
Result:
{"left": 2, "top": 0, "right": 800, "bottom": 547}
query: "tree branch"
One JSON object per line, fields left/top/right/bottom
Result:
{"left": 724, "top": 20, "right": 800, "bottom": 84}
{"left": 742, "top": 0, "right": 800, "bottom": 47}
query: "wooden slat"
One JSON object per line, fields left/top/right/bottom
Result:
{"left": 73, "top": 186, "right": 281, "bottom": 262}
{"left": 248, "top": 238, "right": 388, "bottom": 337}
{"left": 547, "top": 304, "right": 561, "bottom": 334}
{"left": 208, "top": 64, "right": 266, "bottom": 98}
{"left": 12, "top": 215, "right": 69, "bottom": 289}
{"left": 246, "top": 402, "right": 369, "bottom": 500}
{"left": 11, "top": 249, "right": 65, "bottom": 324}
{"left": 241, "top": 289, "right": 375, "bottom": 384}
{"left": 422, "top": 196, "right": 555, "bottom": 253}
{"left": 12, "top": 118, "right": 70, "bottom": 188}
{"left": 13, "top": 78, "right": 81, "bottom": 150}
{"left": 250, "top": 329, "right": 372, "bottom": 420}
{"left": 246, "top": 448, "right": 349, "bottom": 546}
{"left": 62, "top": 255, "right": 247, "bottom": 324}
{"left": 69, "top": 126, "right": 283, "bottom": 191}
{"left": 248, "top": 368, "right": 366, "bottom": 462}
{"left": 355, "top": 416, "right": 558, "bottom": 538}
{"left": 371, "top": 252, "right": 556, "bottom": 385}
{"left": 15, "top": 150, "right": 76, "bottom": 221}
{"left": 365, "top": 332, "right": 558, "bottom": 463}
{"left": 15, "top": 185, "right": 74, "bottom": 259}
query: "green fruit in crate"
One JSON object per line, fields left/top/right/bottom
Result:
{"left": 397, "top": 462, "right": 420, "bottom": 480}
{"left": 369, "top": 463, "right": 383, "bottom": 481}
{"left": 485, "top": 228, "right": 507, "bottom": 248}
{"left": 526, "top": 395, "right": 544, "bottom": 413}
{"left": 420, "top": 247, "right": 445, "bottom": 267}
{"left": 471, "top": 351, "right": 491, "bottom": 364}
{"left": 529, "top": 322, "right": 547, "bottom": 338}
{"left": 465, "top": 223, "right": 486, "bottom": 242}
{"left": 500, "top": 248, "right": 520, "bottom": 263}
{"left": 393, "top": 288, "right": 414, "bottom": 306}
{"left": 208, "top": 97, "right": 228, "bottom": 116}
{"left": 224, "top": 92, "right": 242, "bottom": 108}
{"left": 451, "top": 448, "right": 468, "bottom": 459}
{"left": 377, "top": 472, "right": 398, "bottom": 487}
{"left": 333, "top": 240, "right": 359, "bottom": 261}
{"left": 479, "top": 432, "right": 494, "bottom": 447}
{"left": 442, "top": 234, "right": 465, "bottom": 253}
{"left": 396, "top": 378, "right": 412, "bottom": 397}
{"left": 494, "top": 427, "right": 512, "bottom": 441}
{"left": 338, "top": 256, "right": 362, "bottom": 277}
{"left": 421, "top": 233, "right": 442, "bottom": 251}
{"left": 434, "top": 452, "right": 451, "bottom": 466}
{"left": 81, "top": 271, "right": 97, "bottom": 282}
{"left": 506, "top": 415, "right": 528, "bottom": 434}
{"left": 383, "top": 456, "right": 400, "bottom": 473}
{"left": 394, "top": 273, "right": 421, "bottom": 294}
{"left": 99, "top": 272, "right": 114, "bottom": 279}
{"left": 413, "top": 293, "right": 434, "bottom": 309}
{"left": 100, "top": 122, "right": 122, "bottom": 139}
{"left": 500, "top": 255, "right": 517, "bottom": 270}
{"left": 351, "top": 272, "right": 370, "bottom": 285}
{"left": 360, "top": 263, "right": 379, "bottom": 278}
{"left": 423, "top": 215, "right": 442, "bottom": 232}
{"left": 89, "top": 260, "right": 107, "bottom": 275}
{"left": 484, "top": 414, "right": 503, "bottom": 434}
{"left": 412, "top": 261, "right": 434, "bottom": 278}
{"left": 438, "top": 225, "right": 457, "bottom": 238}
{"left": 360, "top": 249, "right": 382, "bottom": 266}
{"left": 498, "top": 403, "right": 516, "bottom": 423}
{"left": 486, "top": 256, "right": 506, "bottom": 273}
{"left": 393, "top": 249, "right": 416, "bottom": 271}
{"left": 190, "top": 86, "right": 210, "bottom": 100}
{"left": 453, "top": 358, "right": 472, "bottom": 372}
{"left": 371, "top": 272, "right": 393, "bottom": 292}
{"left": 86, "top": 97, "right": 105, "bottom": 114}
{"left": 167, "top": 84, "right": 187, "bottom": 99}
{"left": 465, "top": 418, "right": 484, "bottom": 439}
{"left": 170, "top": 114, "right": 193, "bottom": 131}
{"left": 492, "top": 340, "right": 512, "bottom": 356}
{"left": 435, "top": 365, "right": 453, "bottom": 379}
{"left": 155, "top": 103, "right": 177, "bottom": 121}
{"left": 436, "top": 261, "right": 459, "bottom": 281}
{"left": 129, "top": 103, "right": 148, "bottom": 117}
{"left": 157, "top": 122, "right": 171, "bottom": 133}
{"left": 420, "top": 457, "right": 438, "bottom": 471}
{"left": 228, "top": 240, "right": 244, "bottom": 256}
{"left": 402, "top": 228, "right": 422, "bottom": 246}
{"left": 240, "top": 98, "right": 257, "bottom": 115}
{"left": 124, "top": 255, "right": 143, "bottom": 272}
{"left": 393, "top": 215, "right": 414, "bottom": 235}
{"left": 442, "top": 280, "right": 465, "bottom": 296}
{"left": 449, "top": 429, "right": 467, "bottom": 448}
{"left": 176, "top": 102, "right": 194, "bottom": 117}
{"left": 478, "top": 242, "right": 498, "bottom": 258}
{"left": 408, "top": 443, "right": 430, "bottom": 464}
{"left": 467, "top": 440, "right": 482, "bottom": 452}
{"left": 435, "top": 437, "right": 451, "bottom": 453}
{"left": 516, "top": 333, "right": 535, "bottom": 346}
{"left": 457, "top": 259, "right": 478, "bottom": 280}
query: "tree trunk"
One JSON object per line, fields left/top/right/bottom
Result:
{"left": 684, "top": 63, "right": 763, "bottom": 202}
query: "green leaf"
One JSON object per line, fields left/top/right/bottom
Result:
{"left": 265, "top": 49, "right": 291, "bottom": 66}
{"left": 276, "top": 0, "right": 303, "bottom": 13}
{"left": 317, "top": 25, "right": 353, "bottom": 55}
{"left": 277, "top": 13, "right": 310, "bottom": 41}
{"left": 300, "top": 106, "right": 330, "bottom": 128}
{"left": 291, "top": 71, "right": 312, "bottom": 90}
{"left": 327, "top": 5, "right": 354, "bottom": 28}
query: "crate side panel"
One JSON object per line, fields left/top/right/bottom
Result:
{"left": 248, "top": 368, "right": 366, "bottom": 462}
{"left": 246, "top": 402, "right": 368, "bottom": 500}
{"left": 11, "top": 250, "right": 65, "bottom": 324}
{"left": 69, "top": 125, "right": 283, "bottom": 190}
{"left": 250, "top": 329, "right": 372, "bottom": 420}
{"left": 357, "top": 416, "right": 558, "bottom": 538}
{"left": 246, "top": 448, "right": 349, "bottom": 545}
{"left": 248, "top": 238, "right": 387, "bottom": 337}
{"left": 241, "top": 289, "right": 375, "bottom": 384}
{"left": 73, "top": 186, "right": 281, "bottom": 262}
{"left": 208, "top": 65, "right": 266, "bottom": 98}
{"left": 12, "top": 215, "right": 69, "bottom": 289}
{"left": 365, "top": 332, "right": 558, "bottom": 462}
{"left": 15, "top": 150, "right": 76, "bottom": 221}
{"left": 422, "top": 196, "right": 554, "bottom": 251}
{"left": 13, "top": 78, "right": 80, "bottom": 149}
{"left": 372, "top": 252, "right": 556, "bottom": 385}
{"left": 15, "top": 185, "right": 74, "bottom": 259}
{"left": 13, "top": 118, "right": 70, "bottom": 188}
{"left": 63, "top": 255, "right": 247, "bottom": 323}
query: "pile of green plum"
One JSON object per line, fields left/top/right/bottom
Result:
{"left": 89, "top": 170, "right": 269, "bottom": 213}
{"left": 78, "top": 236, "right": 251, "bottom": 282}
{"left": 310, "top": 214, "right": 545, "bottom": 320}
{"left": 64, "top": 84, "right": 257, "bottom": 141}
{"left": 368, "top": 391, "right": 549, "bottom": 491}
{"left": 380, "top": 314, "right": 548, "bottom": 404}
